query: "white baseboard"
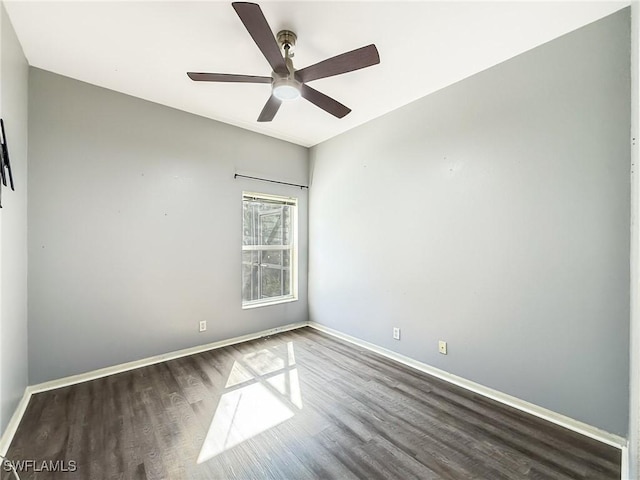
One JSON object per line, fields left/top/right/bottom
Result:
{"left": 621, "top": 445, "right": 630, "bottom": 480}
{"left": 0, "top": 321, "right": 308, "bottom": 456}
{"left": 307, "top": 321, "right": 627, "bottom": 451}
{"left": 0, "top": 389, "right": 33, "bottom": 457}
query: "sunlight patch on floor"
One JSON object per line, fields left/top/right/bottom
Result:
{"left": 198, "top": 341, "right": 302, "bottom": 463}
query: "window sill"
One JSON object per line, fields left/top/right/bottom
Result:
{"left": 242, "top": 296, "right": 298, "bottom": 310}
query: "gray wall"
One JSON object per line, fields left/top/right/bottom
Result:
{"left": 28, "top": 69, "right": 308, "bottom": 384}
{"left": 629, "top": 1, "right": 639, "bottom": 476}
{"left": 309, "top": 9, "right": 630, "bottom": 436}
{"left": 0, "top": 3, "right": 28, "bottom": 433}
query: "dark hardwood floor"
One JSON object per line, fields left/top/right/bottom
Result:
{"left": 5, "top": 327, "right": 621, "bottom": 479}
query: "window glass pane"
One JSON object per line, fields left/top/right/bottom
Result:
{"left": 243, "top": 200, "right": 293, "bottom": 247}
{"left": 282, "top": 207, "right": 291, "bottom": 245}
{"left": 243, "top": 202, "right": 257, "bottom": 246}
{"left": 260, "top": 210, "right": 283, "bottom": 245}
{"left": 261, "top": 266, "right": 283, "bottom": 299}
{"left": 242, "top": 264, "right": 260, "bottom": 302}
{"left": 283, "top": 269, "right": 291, "bottom": 296}
{"left": 261, "top": 250, "right": 282, "bottom": 267}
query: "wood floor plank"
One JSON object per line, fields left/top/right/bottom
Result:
{"left": 6, "top": 327, "right": 621, "bottom": 480}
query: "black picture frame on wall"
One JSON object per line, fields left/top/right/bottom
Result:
{"left": 0, "top": 118, "right": 15, "bottom": 208}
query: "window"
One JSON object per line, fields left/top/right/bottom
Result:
{"left": 242, "top": 192, "right": 297, "bottom": 308}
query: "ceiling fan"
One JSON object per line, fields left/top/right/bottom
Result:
{"left": 187, "top": 2, "right": 380, "bottom": 122}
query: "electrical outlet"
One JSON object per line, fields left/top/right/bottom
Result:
{"left": 439, "top": 340, "right": 447, "bottom": 355}
{"left": 199, "top": 321, "right": 207, "bottom": 332}
{"left": 393, "top": 327, "right": 401, "bottom": 340}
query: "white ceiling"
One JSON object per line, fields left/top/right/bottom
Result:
{"left": 4, "top": 1, "right": 629, "bottom": 147}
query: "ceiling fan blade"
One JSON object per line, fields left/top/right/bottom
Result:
{"left": 187, "top": 72, "right": 272, "bottom": 83}
{"left": 257, "top": 95, "right": 282, "bottom": 122}
{"left": 232, "top": 2, "right": 288, "bottom": 75}
{"left": 295, "top": 44, "right": 380, "bottom": 83}
{"left": 300, "top": 84, "right": 351, "bottom": 119}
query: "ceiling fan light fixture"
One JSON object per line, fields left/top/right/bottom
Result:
{"left": 272, "top": 77, "right": 301, "bottom": 101}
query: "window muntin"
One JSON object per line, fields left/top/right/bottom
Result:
{"left": 242, "top": 193, "right": 297, "bottom": 307}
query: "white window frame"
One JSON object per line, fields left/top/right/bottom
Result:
{"left": 242, "top": 191, "right": 298, "bottom": 309}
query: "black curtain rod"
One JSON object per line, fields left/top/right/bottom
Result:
{"left": 234, "top": 174, "right": 309, "bottom": 189}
